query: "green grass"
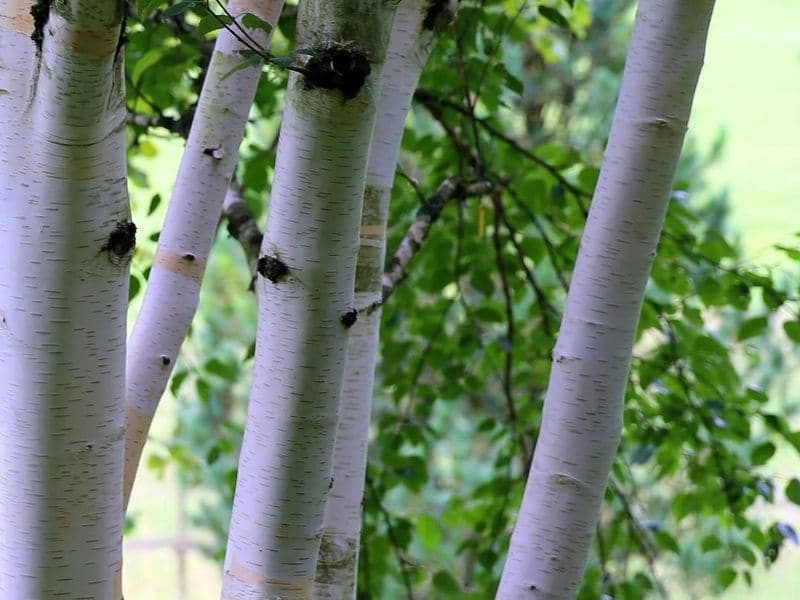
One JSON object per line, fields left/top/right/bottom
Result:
{"left": 689, "top": 0, "right": 800, "bottom": 261}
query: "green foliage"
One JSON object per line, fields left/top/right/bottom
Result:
{"left": 123, "top": 0, "right": 800, "bottom": 597}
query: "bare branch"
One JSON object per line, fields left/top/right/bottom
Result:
{"left": 223, "top": 183, "right": 263, "bottom": 289}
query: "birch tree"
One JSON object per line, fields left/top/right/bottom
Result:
{"left": 498, "top": 1, "right": 717, "bottom": 597}
{"left": 221, "top": 1, "right": 395, "bottom": 597}
{"left": 312, "top": 1, "right": 454, "bottom": 596}
{"left": 123, "top": 0, "right": 284, "bottom": 509}
{"left": 0, "top": 0, "right": 129, "bottom": 596}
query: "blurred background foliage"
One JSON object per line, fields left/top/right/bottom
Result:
{"left": 122, "top": 0, "right": 800, "bottom": 597}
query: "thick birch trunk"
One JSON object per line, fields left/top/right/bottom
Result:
{"left": 312, "top": 1, "right": 452, "bottom": 596}
{"left": 123, "top": 0, "right": 284, "bottom": 509}
{"left": 497, "top": 1, "right": 716, "bottom": 597}
{"left": 0, "top": 1, "right": 129, "bottom": 597}
{"left": 221, "top": 2, "right": 394, "bottom": 598}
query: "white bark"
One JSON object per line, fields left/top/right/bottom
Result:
{"left": 0, "top": 1, "right": 128, "bottom": 597}
{"left": 221, "top": 2, "right": 394, "bottom": 598}
{"left": 123, "top": 0, "right": 284, "bottom": 509}
{"left": 497, "top": 1, "right": 716, "bottom": 598}
{"left": 312, "top": 1, "right": 450, "bottom": 595}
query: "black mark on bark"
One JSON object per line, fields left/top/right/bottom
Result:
{"left": 303, "top": 42, "right": 370, "bottom": 99}
{"left": 115, "top": 6, "right": 128, "bottom": 62}
{"left": 100, "top": 220, "right": 137, "bottom": 266}
{"left": 257, "top": 255, "right": 289, "bottom": 283}
{"left": 340, "top": 309, "right": 358, "bottom": 328}
{"left": 423, "top": 0, "right": 451, "bottom": 31}
{"left": 203, "top": 145, "right": 224, "bottom": 159}
{"left": 30, "top": 0, "right": 51, "bottom": 51}
{"left": 182, "top": 253, "right": 196, "bottom": 262}
{"left": 161, "top": 355, "right": 171, "bottom": 366}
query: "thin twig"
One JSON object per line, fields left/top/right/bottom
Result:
{"left": 491, "top": 192, "right": 530, "bottom": 462}
{"left": 368, "top": 178, "right": 496, "bottom": 312}
{"left": 415, "top": 88, "right": 589, "bottom": 202}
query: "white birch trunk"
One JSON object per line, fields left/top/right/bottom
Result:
{"left": 497, "top": 1, "right": 716, "bottom": 597}
{"left": 221, "top": 2, "right": 394, "bottom": 597}
{"left": 0, "top": 1, "right": 129, "bottom": 597}
{"left": 312, "top": 1, "right": 452, "bottom": 596}
{"left": 123, "top": 0, "right": 284, "bottom": 509}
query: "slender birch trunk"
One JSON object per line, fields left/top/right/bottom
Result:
{"left": 0, "top": 0, "right": 129, "bottom": 596}
{"left": 221, "top": 2, "right": 395, "bottom": 597}
{"left": 497, "top": 1, "right": 716, "bottom": 597}
{"left": 123, "top": 0, "right": 284, "bottom": 509}
{"left": 312, "top": 1, "right": 453, "bottom": 596}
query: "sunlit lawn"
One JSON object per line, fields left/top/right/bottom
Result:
{"left": 689, "top": 0, "right": 800, "bottom": 261}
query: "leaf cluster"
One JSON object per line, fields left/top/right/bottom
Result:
{"left": 122, "top": 1, "right": 800, "bottom": 597}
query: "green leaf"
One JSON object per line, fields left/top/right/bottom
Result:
{"left": 242, "top": 12, "right": 273, "bottom": 35}
{"left": 196, "top": 377, "right": 212, "bottom": 403}
{"left": 432, "top": 570, "right": 460, "bottom": 594}
{"left": 716, "top": 567, "right": 737, "bottom": 590}
{"left": 534, "top": 143, "right": 579, "bottom": 169}
{"left": 204, "top": 358, "right": 237, "bottom": 381}
{"left": 473, "top": 306, "right": 503, "bottom": 323}
{"left": 206, "top": 444, "right": 221, "bottom": 465}
{"left": 131, "top": 48, "right": 164, "bottom": 85}
{"left": 701, "top": 535, "right": 723, "bottom": 552}
{"left": 699, "top": 230, "right": 735, "bottom": 261}
{"left": 653, "top": 531, "right": 680, "bottom": 554}
{"left": 170, "top": 370, "right": 188, "bottom": 396}
{"left": 578, "top": 166, "right": 599, "bottom": 192}
{"left": 147, "top": 194, "right": 162, "bottom": 216}
{"left": 786, "top": 479, "right": 800, "bottom": 505}
{"left": 147, "top": 453, "right": 167, "bottom": 476}
{"left": 138, "top": 0, "right": 163, "bottom": 19}
{"left": 734, "top": 543, "right": 757, "bottom": 566}
{"left": 737, "top": 316, "right": 767, "bottom": 340}
{"left": 775, "top": 244, "right": 800, "bottom": 260}
{"left": 751, "top": 441, "right": 776, "bottom": 466}
{"left": 163, "top": 0, "right": 199, "bottom": 17}
{"left": 495, "top": 63, "right": 523, "bottom": 95}
{"left": 198, "top": 14, "right": 233, "bottom": 36}
{"left": 416, "top": 514, "right": 442, "bottom": 551}
{"left": 221, "top": 53, "right": 263, "bottom": 81}
{"left": 129, "top": 275, "right": 141, "bottom": 301}
{"left": 538, "top": 6, "right": 570, "bottom": 29}
{"left": 783, "top": 320, "right": 800, "bottom": 342}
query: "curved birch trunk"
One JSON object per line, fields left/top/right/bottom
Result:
{"left": 123, "top": 0, "right": 284, "bottom": 509}
{"left": 0, "top": 1, "right": 129, "bottom": 597}
{"left": 497, "top": 1, "right": 716, "bottom": 597}
{"left": 221, "top": 2, "right": 394, "bottom": 597}
{"left": 312, "top": 1, "right": 453, "bottom": 596}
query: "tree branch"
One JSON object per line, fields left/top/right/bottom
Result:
{"left": 373, "top": 177, "right": 496, "bottom": 311}
{"left": 223, "top": 183, "right": 263, "bottom": 289}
